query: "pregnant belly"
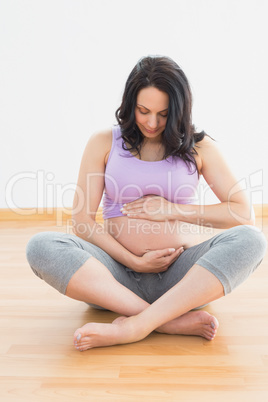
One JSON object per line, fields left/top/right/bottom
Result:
{"left": 104, "top": 216, "right": 210, "bottom": 256}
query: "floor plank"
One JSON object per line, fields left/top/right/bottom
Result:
{"left": 0, "top": 219, "right": 267, "bottom": 401}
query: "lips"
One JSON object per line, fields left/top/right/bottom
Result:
{"left": 145, "top": 128, "right": 158, "bottom": 134}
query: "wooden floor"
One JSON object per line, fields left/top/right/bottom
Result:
{"left": 0, "top": 219, "right": 268, "bottom": 401}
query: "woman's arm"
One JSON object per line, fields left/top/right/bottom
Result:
{"left": 121, "top": 136, "right": 255, "bottom": 229}
{"left": 172, "top": 135, "right": 255, "bottom": 228}
{"left": 72, "top": 129, "right": 182, "bottom": 272}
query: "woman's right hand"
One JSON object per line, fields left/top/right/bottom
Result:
{"left": 132, "top": 247, "right": 184, "bottom": 273}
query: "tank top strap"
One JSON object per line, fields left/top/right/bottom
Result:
{"left": 106, "top": 125, "right": 122, "bottom": 166}
{"left": 110, "top": 124, "right": 129, "bottom": 158}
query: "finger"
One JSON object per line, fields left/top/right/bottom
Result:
{"left": 126, "top": 213, "right": 155, "bottom": 221}
{"left": 150, "top": 248, "right": 184, "bottom": 272}
{"left": 174, "top": 246, "right": 184, "bottom": 256}
{"left": 122, "top": 197, "right": 147, "bottom": 208}
{"left": 150, "top": 265, "right": 169, "bottom": 273}
{"left": 166, "top": 247, "right": 184, "bottom": 264}
{"left": 121, "top": 208, "right": 144, "bottom": 216}
{"left": 154, "top": 247, "right": 178, "bottom": 258}
{"left": 161, "top": 247, "right": 184, "bottom": 261}
{"left": 123, "top": 202, "right": 144, "bottom": 210}
{"left": 123, "top": 195, "right": 161, "bottom": 211}
{"left": 171, "top": 247, "right": 184, "bottom": 257}
{"left": 120, "top": 204, "right": 145, "bottom": 214}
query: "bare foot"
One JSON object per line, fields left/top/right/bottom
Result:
{"left": 157, "top": 310, "right": 219, "bottom": 340}
{"left": 113, "top": 310, "right": 219, "bottom": 341}
{"left": 74, "top": 311, "right": 219, "bottom": 351}
{"left": 73, "top": 317, "right": 146, "bottom": 352}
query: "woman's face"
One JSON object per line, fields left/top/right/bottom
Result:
{"left": 135, "top": 86, "right": 169, "bottom": 140}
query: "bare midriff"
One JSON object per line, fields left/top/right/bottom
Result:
{"left": 104, "top": 216, "right": 212, "bottom": 257}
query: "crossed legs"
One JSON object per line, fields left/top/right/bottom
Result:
{"left": 66, "top": 256, "right": 223, "bottom": 351}
{"left": 26, "top": 226, "right": 267, "bottom": 351}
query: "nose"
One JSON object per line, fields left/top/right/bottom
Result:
{"left": 147, "top": 114, "right": 158, "bottom": 129}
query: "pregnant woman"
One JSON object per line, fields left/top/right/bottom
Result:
{"left": 26, "top": 56, "right": 267, "bottom": 351}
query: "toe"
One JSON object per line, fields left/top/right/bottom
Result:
{"left": 74, "top": 328, "right": 82, "bottom": 342}
{"left": 210, "top": 316, "right": 219, "bottom": 330}
{"left": 79, "top": 339, "right": 92, "bottom": 347}
{"left": 203, "top": 330, "right": 213, "bottom": 340}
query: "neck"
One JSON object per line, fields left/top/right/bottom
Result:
{"left": 142, "top": 134, "right": 163, "bottom": 145}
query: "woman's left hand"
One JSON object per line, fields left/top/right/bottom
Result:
{"left": 120, "top": 195, "right": 175, "bottom": 221}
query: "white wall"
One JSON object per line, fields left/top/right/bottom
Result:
{"left": 1, "top": 0, "right": 267, "bottom": 212}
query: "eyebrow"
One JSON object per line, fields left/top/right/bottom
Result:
{"left": 137, "top": 104, "right": 168, "bottom": 113}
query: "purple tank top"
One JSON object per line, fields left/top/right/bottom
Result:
{"left": 102, "top": 125, "right": 199, "bottom": 219}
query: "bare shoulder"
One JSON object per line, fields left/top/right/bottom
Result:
{"left": 87, "top": 128, "right": 112, "bottom": 150}
{"left": 193, "top": 135, "right": 221, "bottom": 174}
{"left": 194, "top": 134, "right": 217, "bottom": 152}
{"left": 83, "top": 128, "right": 113, "bottom": 164}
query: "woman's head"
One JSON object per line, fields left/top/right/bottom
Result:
{"left": 135, "top": 86, "right": 169, "bottom": 140}
{"left": 116, "top": 56, "right": 206, "bottom": 169}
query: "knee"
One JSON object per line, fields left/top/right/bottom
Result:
{"left": 26, "top": 232, "right": 49, "bottom": 276}
{"left": 26, "top": 231, "right": 65, "bottom": 277}
{"left": 26, "top": 231, "right": 77, "bottom": 261}
{"left": 26, "top": 231, "right": 84, "bottom": 279}
{"left": 235, "top": 225, "right": 267, "bottom": 262}
{"left": 26, "top": 232, "right": 51, "bottom": 266}
{"left": 26, "top": 232, "right": 43, "bottom": 265}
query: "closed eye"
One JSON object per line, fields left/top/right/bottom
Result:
{"left": 139, "top": 110, "right": 149, "bottom": 115}
{"left": 138, "top": 108, "right": 168, "bottom": 117}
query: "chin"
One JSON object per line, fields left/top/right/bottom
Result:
{"left": 139, "top": 126, "right": 165, "bottom": 137}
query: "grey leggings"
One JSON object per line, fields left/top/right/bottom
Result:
{"left": 26, "top": 225, "right": 267, "bottom": 307}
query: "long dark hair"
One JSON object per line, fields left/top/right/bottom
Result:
{"left": 115, "top": 55, "right": 207, "bottom": 173}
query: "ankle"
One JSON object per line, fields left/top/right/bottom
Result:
{"left": 119, "top": 315, "right": 152, "bottom": 343}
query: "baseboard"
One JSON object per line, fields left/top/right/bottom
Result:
{"left": 0, "top": 205, "right": 267, "bottom": 222}
{"left": 252, "top": 204, "right": 268, "bottom": 218}
{"left": 0, "top": 207, "right": 103, "bottom": 223}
